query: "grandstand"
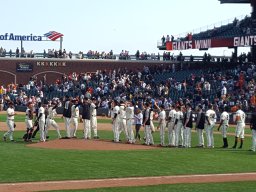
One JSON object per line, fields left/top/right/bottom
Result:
{"left": 158, "top": 0, "right": 256, "bottom": 62}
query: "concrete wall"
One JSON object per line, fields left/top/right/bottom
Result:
{"left": 0, "top": 58, "right": 170, "bottom": 85}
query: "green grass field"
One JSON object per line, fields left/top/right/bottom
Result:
{"left": 48, "top": 181, "right": 256, "bottom": 192}
{"left": 0, "top": 129, "right": 255, "bottom": 183}
{"left": 0, "top": 114, "right": 255, "bottom": 191}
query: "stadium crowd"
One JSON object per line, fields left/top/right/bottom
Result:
{"left": 0, "top": 46, "right": 162, "bottom": 61}
{"left": 0, "top": 61, "right": 255, "bottom": 113}
{"left": 160, "top": 15, "right": 253, "bottom": 46}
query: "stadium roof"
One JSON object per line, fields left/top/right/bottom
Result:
{"left": 219, "top": 0, "right": 251, "bottom": 3}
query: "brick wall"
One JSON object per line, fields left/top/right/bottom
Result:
{"left": 0, "top": 58, "right": 169, "bottom": 85}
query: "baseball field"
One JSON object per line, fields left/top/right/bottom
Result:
{"left": 0, "top": 113, "right": 256, "bottom": 192}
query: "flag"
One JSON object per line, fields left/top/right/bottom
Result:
{"left": 44, "top": 31, "right": 63, "bottom": 41}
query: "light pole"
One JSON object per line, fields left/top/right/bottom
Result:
{"left": 60, "top": 36, "right": 63, "bottom": 51}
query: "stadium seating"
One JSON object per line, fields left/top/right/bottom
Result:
{"left": 185, "top": 16, "right": 254, "bottom": 40}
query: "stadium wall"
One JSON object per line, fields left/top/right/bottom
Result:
{"left": 0, "top": 58, "right": 169, "bottom": 85}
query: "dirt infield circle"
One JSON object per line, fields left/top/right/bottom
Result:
{"left": 28, "top": 139, "right": 158, "bottom": 151}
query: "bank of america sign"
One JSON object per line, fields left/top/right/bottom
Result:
{"left": 0, "top": 31, "right": 63, "bottom": 41}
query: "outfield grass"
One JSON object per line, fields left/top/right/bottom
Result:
{"left": 47, "top": 181, "right": 256, "bottom": 192}
{"left": 0, "top": 128, "right": 255, "bottom": 183}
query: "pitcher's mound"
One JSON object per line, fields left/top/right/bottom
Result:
{"left": 27, "top": 139, "right": 158, "bottom": 151}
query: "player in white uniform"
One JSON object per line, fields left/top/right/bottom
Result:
{"left": 80, "top": 97, "right": 91, "bottom": 139}
{"left": 143, "top": 102, "right": 154, "bottom": 145}
{"left": 157, "top": 104, "right": 166, "bottom": 147}
{"left": 37, "top": 102, "right": 46, "bottom": 142}
{"left": 126, "top": 101, "right": 135, "bottom": 143}
{"left": 167, "top": 105, "right": 176, "bottom": 147}
{"left": 150, "top": 105, "right": 155, "bottom": 133}
{"left": 3, "top": 102, "right": 16, "bottom": 142}
{"left": 232, "top": 105, "right": 246, "bottom": 149}
{"left": 174, "top": 105, "right": 184, "bottom": 147}
{"left": 112, "top": 100, "right": 120, "bottom": 142}
{"left": 71, "top": 99, "right": 79, "bottom": 138}
{"left": 24, "top": 102, "right": 34, "bottom": 142}
{"left": 217, "top": 106, "right": 229, "bottom": 148}
{"left": 205, "top": 104, "right": 216, "bottom": 148}
{"left": 184, "top": 103, "right": 193, "bottom": 148}
{"left": 90, "top": 97, "right": 99, "bottom": 139}
{"left": 46, "top": 101, "right": 62, "bottom": 139}
{"left": 118, "top": 101, "right": 128, "bottom": 141}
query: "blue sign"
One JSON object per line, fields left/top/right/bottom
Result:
{"left": 16, "top": 63, "right": 33, "bottom": 72}
{"left": 0, "top": 33, "right": 42, "bottom": 41}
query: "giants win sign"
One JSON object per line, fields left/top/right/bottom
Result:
{"left": 165, "top": 35, "right": 256, "bottom": 51}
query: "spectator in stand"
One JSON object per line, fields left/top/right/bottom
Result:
{"left": 171, "top": 35, "right": 174, "bottom": 42}
{"left": 166, "top": 35, "right": 170, "bottom": 42}
{"left": 161, "top": 35, "right": 165, "bottom": 46}
{"left": 135, "top": 50, "right": 140, "bottom": 60}
{"left": 16, "top": 47, "right": 19, "bottom": 57}
{"left": 68, "top": 51, "right": 72, "bottom": 59}
{"left": 9, "top": 49, "right": 12, "bottom": 57}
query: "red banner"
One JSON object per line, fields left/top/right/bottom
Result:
{"left": 165, "top": 35, "right": 256, "bottom": 51}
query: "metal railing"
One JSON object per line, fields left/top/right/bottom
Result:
{"left": 160, "top": 14, "right": 248, "bottom": 41}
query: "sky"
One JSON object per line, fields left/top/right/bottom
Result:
{"left": 0, "top": 0, "right": 252, "bottom": 56}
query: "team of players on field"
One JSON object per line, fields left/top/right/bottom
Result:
{"left": 2, "top": 98, "right": 256, "bottom": 152}
{"left": 110, "top": 100, "right": 253, "bottom": 151}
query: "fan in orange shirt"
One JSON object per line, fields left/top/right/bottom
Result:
{"left": 251, "top": 95, "right": 256, "bottom": 107}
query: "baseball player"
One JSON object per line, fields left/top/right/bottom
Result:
{"left": 134, "top": 108, "right": 143, "bottom": 141}
{"left": 195, "top": 105, "right": 205, "bottom": 147}
{"left": 174, "top": 105, "right": 184, "bottom": 147}
{"left": 23, "top": 102, "right": 34, "bottom": 142}
{"left": 150, "top": 104, "right": 156, "bottom": 133}
{"left": 126, "top": 101, "right": 135, "bottom": 143}
{"left": 205, "top": 104, "right": 216, "bottom": 148}
{"left": 31, "top": 103, "right": 40, "bottom": 139}
{"left": 90, "top": 97, "right": 99, "bottom": 139}
{"left": 232, "top": 105, "right": 246, "bottom": 149}
{"left": 80, "top": 97, "right": 91, "bottom": 139}
{"left": 183, "top": 103, "right": 193, "bottom": 148}
{"left": 62, "top": 96, "right": 72, "bottom": 139}
{"left": 217, "top": 106, "right": 230, "bottom": 148}
{"left": 156, "top": 104, "right": 166, "bottom": 147}
{"left": 167, "top": 104, "right": 176, "bottom": 147}
{"left": 143, "top": 102, "right": 154, "bottom": 145}
{"left": 118, "top": 101, "right": 128, "bottom": 141}
{"left": 250, "top": 109, "right": 256, "bottom": 152}
{"left": 36, "top": 102, "right": 46, "bottom": 142}
{"left": 71, "top": 99, "right": 79, "bottom": 138}
{"left": 3, "top": 102, "right": 16, "bottom": 142}
{"left": 45, "top": 101, "right": 62, "bottom": 139}
{"left": 112, "top": 100, "right": 120, "bottom": 142}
